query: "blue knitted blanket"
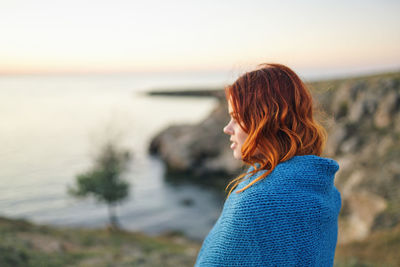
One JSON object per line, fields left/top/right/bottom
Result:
{"left": 195, "top": 155, "right": 341, "bottom": 267}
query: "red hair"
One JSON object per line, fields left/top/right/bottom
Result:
{"left": 225, "top": 63, "right": 327, "bottom": 196}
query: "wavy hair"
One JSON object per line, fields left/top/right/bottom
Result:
{"left": 225, "top": 63, "right": 327, "bottom": 196}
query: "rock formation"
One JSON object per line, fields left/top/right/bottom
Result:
{"left": 315, "top": 72, "right": 400, "bottom": 244}
{"left": 149, "top": 98, "right": 243, "bottom": 181}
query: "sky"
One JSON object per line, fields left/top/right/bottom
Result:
{"left": 1, "top": 0, "right": 399, "bottom": 75}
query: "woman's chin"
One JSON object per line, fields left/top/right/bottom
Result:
{"left": 233, "top": 151, "right": 242, "bottom": 160}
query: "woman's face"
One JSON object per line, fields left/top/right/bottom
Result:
{"left": 223, "top": 100, "right": 249, "bottom": 160}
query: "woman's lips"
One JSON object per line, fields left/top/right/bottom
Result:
{"left": 230, "top": 142, "right": 237, "bottom": 149}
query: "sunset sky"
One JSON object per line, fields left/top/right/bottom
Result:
{"left": 1, "top": 0, "right": 399, "bottom": 75}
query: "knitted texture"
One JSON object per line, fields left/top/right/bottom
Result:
{"left": 195, "top": 155, "right": 341, "bottom": 267}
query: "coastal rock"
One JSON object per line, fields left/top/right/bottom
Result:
{"left": 324, "top": 73, "right": 400, "bottom": 243}
{"left": 374, "top": 90, "right": 400, "bottom": 128}
{"left": 149, "top": 100, "right": 242, "bottom": 178}
{"left": 338, "top": 190, "right": 387, "bottom": 244}
{"left": 149, "top": 124, "right": 195, "bottom": 171}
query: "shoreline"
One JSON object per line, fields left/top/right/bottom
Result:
{"left": 145, "top": 88, "right": 224, "bottom": 98}
{"left": 0, "top": 212, "right": 207, "bottom": 243}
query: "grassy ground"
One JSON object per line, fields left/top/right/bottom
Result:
{"left": 334, "top": 223, "right": 400, "bottom": 267}
{"left": 0, "top": 217, "right": 200, "bottom": 267}
{"left": 1, "top": 216, "right": 399, "bottom": 266}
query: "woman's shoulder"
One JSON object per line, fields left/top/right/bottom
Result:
{"left": 231, "top": 172, "right": 299, "bottom": 216}
{"left": 242, "top": 155, "right": 340, "bottom": 193}
{"left": 229, "top": 156, "right": 342, "bottom": 226}
{"left": 234, "top": 157, "right": 340, "bottom": 208}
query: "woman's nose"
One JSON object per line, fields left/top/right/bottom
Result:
{"left": 223, "top": 124, "right": 233, "bottom": 135}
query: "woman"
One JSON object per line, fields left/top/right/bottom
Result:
{"left": 195, "top": 63, "right": 341, "bottom": 266}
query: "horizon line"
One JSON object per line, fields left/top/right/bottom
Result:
{"left": 1, "top": 66, "right": 399, "bottom": 83}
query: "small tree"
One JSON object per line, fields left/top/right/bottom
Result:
{"left": 69, "top": 141, "right": 131, "bottom": 229}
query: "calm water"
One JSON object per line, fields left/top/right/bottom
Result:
{"left": 0, "top": 72, "right": 231, "bottom": 240}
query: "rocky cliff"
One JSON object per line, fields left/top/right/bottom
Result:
{"left": 149, "top": 98, "right": 243, "bottom": 182}
{"left": 149, "top": 71, "right": 400, "bottom": 244}
{"left": 313, "top": 72, "right": 400, "bottom": 244}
